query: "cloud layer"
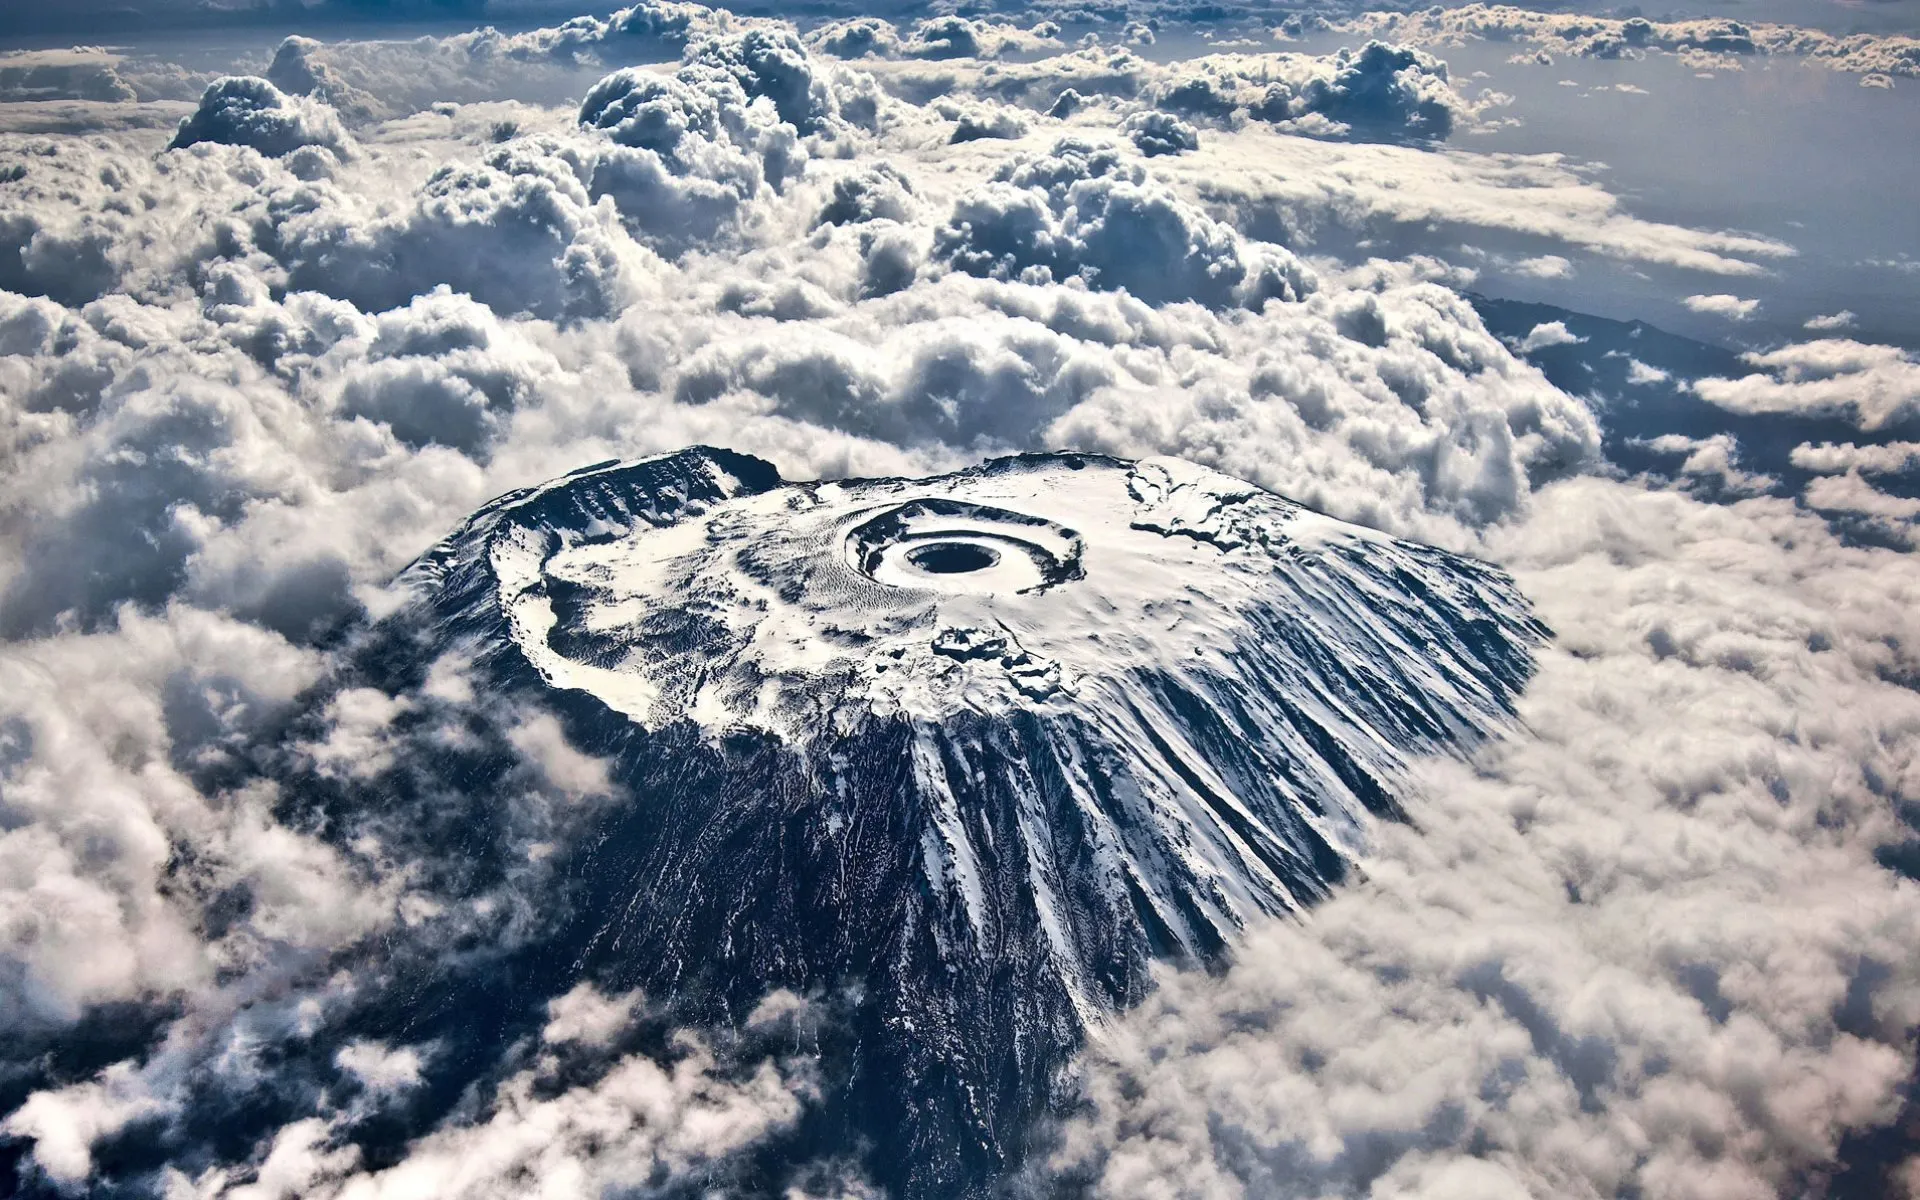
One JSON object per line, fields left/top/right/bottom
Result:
{"left": 1, "top": 7, "right": 1917, "bottom": 1198}
{"left": 1337, "top": 5, "right": 1920, "bottom": 85}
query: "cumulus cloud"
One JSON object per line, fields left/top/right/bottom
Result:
{"left": 1268, "top": 41, "right": 1463, "bottom": 141}
{"left": 1341, "top": 5, "right": 1920, "bottom": 85}
{"left": 543, "top": 982, "right": 643, "bottom": 1046}
{"left": 1506, "top": 254, "right": 1571, "bottom": 279}
{"left": 170, "top": 76, "right": 353, "bottom": 160}
{"left": 932, "top": 137, "right": 1310, "bottom": 310}
{"left": 1683, "top": 292, "right": 1759, "bottom": 321}
{"left": 171, "top": 1035, "right": 813, "bottom": 1200}
{"left": 1803, "top": 470, "right": 1920, "bottom": 525}
{"left": 1122, "top": 109, "right": 1198, "bottom": 156}
{"left": 1513, "top": 320, "right": 1583, "bottom": 352}
{"left": 0, "top": 48, "right": 137, "bottom": 104}
{"left": 1792, "top": 440, "right": 1920, "bottom": 476}
{"left": 1, "top": 11, "right": 1917, "bottom": 1199}
{"left": 902, "top": 16, "right": 1061, "bottom": 61}
{"left": 1632, "top": 431, "right": 1777, "bottom": 494}
{"left": 798, "top": 23, "right": 1496, "bottom": 148}
{"left": 1625, "top": 358, "right": 1670, "bottom": 385}
{"left": 942, "top": 100, "right": 1030, "bottom": 143}
{"left": 805, "top": 15, "right": 1061, "bottom": 63}
{"left": 333, "top": 1041, "right": 424, "bottom": 1093}
{"left": 264, "top": 37, "right": 379, "bottom": 124}
{"left": 1694, "top": 340, "right": 1920, "bottom": 430}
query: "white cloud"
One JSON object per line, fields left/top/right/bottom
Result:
{"left": 1791, "top": 440, "right": 1920, "bottom": 476}
{"left": 1122, "top": 109, "right": 1198, "bottom": 157}
{"left": 1683, "top": 292, "right": 1759, "bottom": 321}
{"left": 506, "top": 713, "right": 615, "bottom": 800}
{"left": 319, "top": 1045, "right": 805, "bottom": 1199}
{"left": 0, "top": 48, "right": 137, "bottom": 104}
{"left": 1803, "top": 472, "right": 1920, "bottom": 524}
{"left": 2, "top": 1063, "right": 167, "bottom": 1182}
{"left": 542, "top": 982, "right": 643, "bottom": 1046}
{"left": 1505, "top": 254, "right": 1570, "bottom": 279}
{"left": 334, "top": 1041, "right": 425, "bottom": 1093}
{"left": 176, "top": 1037, "right": 812, "bottom": 1200}
{"left": 1513, "top": 320, "right": 1583, "bottom": 352}
{"left": 1806, "top": 309, "right": 1857, "bottom": 331}
{"left": 931, "top": 137, "right": 1310, "bottom": 310}
{"left": 1165, "top": 133, "right": 1791, "bottom": 277}
{"left": 942, "top": 99, "right": 1031, "bottom": 144}
{"left": 1340, "top": 6, "right": 1920, "bottom": 86}
{"left": 1694, "top": 340, "right": 1920, "bottom": 430}
{"left": 170, "top": 76, "right": 355, "bottom": 160}
{"left": 1631, "top": 431, "right": 1775, "bottom": 493}
{"left": 1625, "top": 358, "right": 1669, "bottom": 385}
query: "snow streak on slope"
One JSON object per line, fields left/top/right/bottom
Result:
{"left": 387, "top": 446, "right": 1545, "bottom": 1196}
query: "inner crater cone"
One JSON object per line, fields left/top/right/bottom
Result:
{"left": 386, "top": 446, "right": 1548, "bottom": 1198}
{"left": 908, "top": 542, "right": 999, "bottom": 573}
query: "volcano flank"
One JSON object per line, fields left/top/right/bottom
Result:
{"left": 315, "top": 447, "right": 1547, "bottom": 1197}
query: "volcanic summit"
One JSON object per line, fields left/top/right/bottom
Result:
{"left": 363, "top": 446, "right": 1547, "bottom": 1196}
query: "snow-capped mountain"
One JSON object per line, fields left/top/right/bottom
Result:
{"left": 373, "top": 446, "right": 1545, "bottom": 1197}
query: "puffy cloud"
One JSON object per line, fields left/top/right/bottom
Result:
{"left": 1632, "top": 431, "right": 1777, "bottom": 495}
{"left": 1806, "top": 310, "right": 1858, "bottom": 332}
{"left": 257, "top": 37, "right": 390, "bottom": 130}
{"left": 943, "top": 101, "right": 1030, "bottom": 144}
{"left": 579, "top": 67, "right": 730, "bottom": 161}
{"left": 3, "top": 1063, "right": 167, "bottom": 1183}
{"left": 685, "top": 27, "right": 870, "bottom": 137}
{"left": 1148, "top": 71, "right": 1240, "bottom": 119}
{"left": 1791, "top": 440, "right": 1920, "bottom": 476}
{"left": 333, "top": 1041, "right": 423, "bottom": 1093}
{"left": 1274, "top": 41, "right": 1463, "bottom": 141}
{"left": 806, "top": 15, "right": 1062, "bottom": 62}
{"left": 0, "top": 605, "right": 376, "bottom": 1042}
{"left": 901, "top": 15, "right": 1060, "bottom": 61}
{"left": 273, "top": 137, "right": 642, "bottom": 320}
{"left": 1513, "top": 320, "right": 1583, "bottom": 352}
{"left": 806, "top": 17, "right": 902, "bottom": 61}
{"left": 169, "top": 76, "right": 353, "bottom": 160}
{"left": 1506, "top": 254, "right": 1571, "bottom": 279}
{"left": 259, "top": 1039, "right": 807, "bottom": 1200}
{"left": 933, "top": 137, "right": 1309, "bottom": 309}
{"left": 1341, "top": 5, "right": 1920, "bottom": 85}
{"left": 1042, "top": 278, "right": 1601, "bottom": 537}
{"left": 1803, "top": 470, "right": 1920, "bottom": 527}
{"left": 814, "top": 161, "right": 917, "bottom": 227}
{"left": 573, "top": 64, "right": 811, "bottom": 253}
{"left": 542, "top": 982, "right": 643, "bottom": 1046}
{"left": 1626, "top": 358, "right": 1670, "bottom": 385}
{"left": 852, "top": 39, "right": 1483, "bottom": 146}
{"left": 1683, "top": 292, "right": 1760, "bottom": 321}
{"left": 430, "top": 1, "right": 719, "bottom": 75}
{"left": 1122, "top": 109, "right": 1198, "bottom": 156}
{"left": 1694, "top": 341, "right": 1920, "bottom": 430}
{"left": 0, "top": 48, "right": 136, "bottom": 104}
